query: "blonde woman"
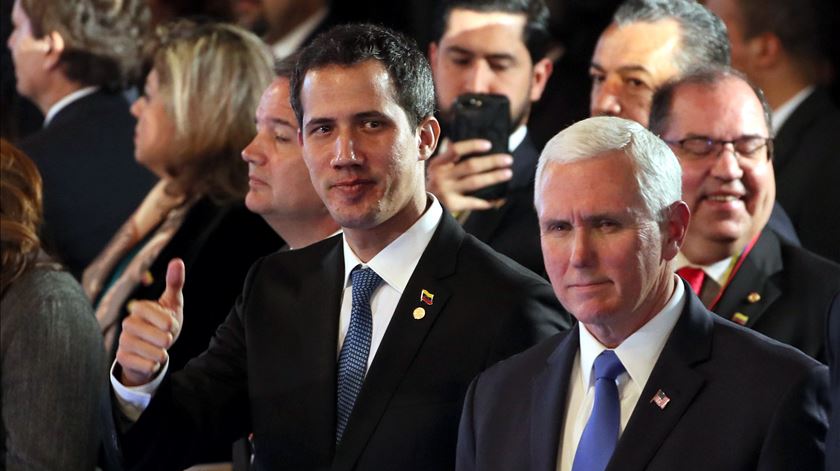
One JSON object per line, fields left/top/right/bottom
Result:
{"left": 83, "top": 21, "right": 281, "bottom": 376}
{"left": 1, "top": 139, "right": 105, "bottom": 470}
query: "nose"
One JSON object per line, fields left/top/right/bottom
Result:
{"left": 710, "top": 143, "right": 744, "bottom": 180}
{"left": 590, "top": 78, "right": 621, "bottom": 117}
{"left": 464, "top": 61, "right": 492, "bottom": 94}
{"left": 130, "top": 97, "right": 144, "bottom": 118}
{"left": 241, "top": 133, "right": 266, "bottom": 165}
{"left": 570, "top": 227, "right": 595, "bottom": 268}
{"left": 331, "top": 130, "right": 358, "bottom": 168}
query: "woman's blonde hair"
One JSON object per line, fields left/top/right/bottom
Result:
{"left": 1, "top": 139, "right": 43, "bottom": 295}
{"left": 150, "top": 20, "right": 273, "bottom": 202}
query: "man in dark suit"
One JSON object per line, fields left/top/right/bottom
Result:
{"left": 456, "top": 116, "right": 829, "bottom": 471}
{"left": 829, "top": 307, "right": 840, "bottom": 471}
{"left": 705, "top": 0, "right": 840, "bottom": 263}
{"left": 426, "top": 0, "right": 554, "bottom": 277}
{"left": 108, "top": 24, "right": 570, "bottom": 470}
{"left": 649, "top": 67, "right": 840, "bottom": 361}
{"left": 7, "top": 0, "right": 155, "bottom": 277}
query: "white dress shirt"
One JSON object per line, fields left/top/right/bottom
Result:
{"left": 556, "top": 277, "right": 686, "bottom": 471}
{"left": 675, "top": 252, "right": 733, "bottom": 287}
{"left": 111, "top": 196, "right": 443, "bottom": 420}
{"left": 270, "top": 7, "right": 329, "bottom": 59}
{"left": 771, "top": 85, "right": 814, "bottom": 134}
{"left": 43, "top": 86, "right": 98, "bottom": 126}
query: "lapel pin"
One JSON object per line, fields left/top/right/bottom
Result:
{"left": 746, "top": 291, "right": 761, "bottom": 303}
{"left": 413, "top": 307, "right": 426, "bottom": 320}
{"left": 420, "top": 289, "right": 434, "bottom": 306}
{"left": 651, "top": 389, "right": 670, "bottom": 410}
{"left": 731, "top": 312, "right": 749, "bottom": 326}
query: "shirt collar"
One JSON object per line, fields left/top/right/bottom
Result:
{"left": 341, "top": 194, "right": 443, "bottom": 294}
{"left": 44, "top": 86, "right": 99, "bottom": 126}
{"left": 578, "top": 276, "right": 686, "bottom": 390}
{"left": 675, "top": 252, "right": 733, "bottom": 285}
{"left": 771, "top": 85, "right": 814, "bottom": 134}
{"left": 509, "top": 124, "right": 527, "bottom": 152}
{"left": 270, "top": 7, "right": 329, "bottom": 59}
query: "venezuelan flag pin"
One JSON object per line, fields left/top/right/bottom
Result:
{"left": 420, "top": 289, "right": 434, "bottom": 306}
{"left": 732, "top": 312, "right": 749, "bottom": 325}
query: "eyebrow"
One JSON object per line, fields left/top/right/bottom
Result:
{"left": 590, "top": 62, "right": 653, "bottom": 76}
{"left": 446, "top": 45, "right": 517, "bottom": 63}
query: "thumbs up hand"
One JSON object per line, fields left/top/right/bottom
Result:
{"left": 115, "top": 258, "right": 186, "bottom": 386}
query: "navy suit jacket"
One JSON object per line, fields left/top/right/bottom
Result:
{"left": 18, "top": 90, "right": 155, "bottom": 277}
{"left": 457, "top": 282, "right": 829, "bottom": 471}
{"left": 710, "top": 227, "right": 840, "bottom": 362}
{"left": 827, "top": 305, "right": 840, "bottom": 471}
{"left": 773, "top": 88, "right": 840, "bottom": 263}
{"left": 462, "top": 133, "right": 545, "bottom": 278}
{"left": 116, "top": 211, "right": 571, "bottom": 470}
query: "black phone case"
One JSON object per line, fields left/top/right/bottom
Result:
{"left": 450, "top": 93, "right": 511, "bottom": 201}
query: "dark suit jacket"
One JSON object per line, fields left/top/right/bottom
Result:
{"left": 773, "top": 88, "right": 840, "bottom": 263}
{"left": 457, "top": 283, "right": 830, "bottom": 471}
{"left": 827, "top": 306, "right": 840, "bottom": 471}
{"left": 117, "top": 211, "right": 571, "bottom": 470}
{"left": 106, "top": 198, "right": 282, "bottom": 373}
{"left": 462, "top": 133, "right": 545, "bottom": 278}
{"left": 17, "top": 90, "right": 156, "bottom": 278}
{"left": 710, "top": 227, "right": 840, "bottom": 362}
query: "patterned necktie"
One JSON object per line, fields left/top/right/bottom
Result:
{"left": 336, "top": 265, "right": 382, "bottom": 443}
{"left": 676, "top": 266, "right": 706, "bottom": 296}
{"left": 572, "top": 350, "right": 626, "bottom": 471}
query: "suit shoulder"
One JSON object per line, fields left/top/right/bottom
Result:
{"left": 476, "top": 331, "right": 571, "bottom": 385}
{"left": 780, "top": 242, "right": 840, "bottom": 292}
{"left": 459, "top": 232, "right": 548, "bottom": 288}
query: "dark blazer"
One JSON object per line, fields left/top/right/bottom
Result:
{"left": 827, "top": 305, "right": 840, "bottom": 471}
{"left": 462, "top": 133, "right": 545, "bottom": 278}
{"left": 457, "top": 283, "right": 830, "bottom": 471}
{"left": 710, "top": 227, "right": 840, "bottom": 362}
{"left": 106, "top": 198, "right": 282, "bottom": 373}
{"left": 117, "top": 211, "right": 571, "bottom": 470}
{"left": 773, "top": 88, "right": 840, "bottom": 263}
{"left": 17, "top": 90, "right": 156, "bottom": 278}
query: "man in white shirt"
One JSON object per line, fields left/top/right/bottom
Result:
{"left": 7, "top": 0, "right": 155, "bottom": 277}
{"left": 705, "top": 0, "right": 840, "bottom": 263}
{"left": 107, "top": 23, "right": 569, "bottom": 470}
{"left": 649, "top": 66, "right": 840, "bottom": 362}
{"left": 456, "top": 116, "right": 828, "bottom": 471}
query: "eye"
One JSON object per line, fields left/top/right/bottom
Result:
{"left": 546, "top": 221, "right": 572, "bottom": 233}
{"left": 363, "top": 120, "right": 382, "bottom": 130}
{"left": 595, "top": 219, "right": 620, "bottom": 231}
{"left": 488, "top": 60, "right": 513, "bottom": 72}
{"left": 624, "top": 77, "right": 649, "bottom": 89}
{"left": 588, "top": 70, "right": 605, "bottom": 84}
{"left": 310, "top": 124, "right": 331, "bottom": 136}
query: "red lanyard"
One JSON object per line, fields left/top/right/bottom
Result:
{"left": 709, "top": 232, "right": 762, "bottom": 310}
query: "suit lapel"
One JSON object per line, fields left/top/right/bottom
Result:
{"left": 714, "top": 229, "right": 783, "bottom": 328}
{"left": 331, "top": 214, "right": 463, "bottom": 470}
{"left": 530, "top": 328, "right": 579, "bottom": 471}
{"left": 606, "top": 288, "right": 711, "bottom": 471}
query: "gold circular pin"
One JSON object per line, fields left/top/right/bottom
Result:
{"left": 413, "top": 307, "right": 426, "bottom": 320}
{"left": 747, "top": 292, "right": 761, "bottom": 303}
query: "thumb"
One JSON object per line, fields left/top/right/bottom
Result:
{"left": 159, "top": 258, "right": 185, "bottom": 313}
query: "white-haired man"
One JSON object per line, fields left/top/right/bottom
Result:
{"left": 456, "top": 116, "right": 829, "bottom": 471}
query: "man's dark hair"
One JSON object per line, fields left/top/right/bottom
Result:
{"left": 731, "top": 0, "right": 828, "bottom": 79}
{"left": 290, "top": 23, "right": 435, "bottom": 129}
{"left": 274, "top": 52, "right": 299, "bottom": 80}
{"left": 431, "top": 0, "right": 552, "bottom": 62}
{"left": 649, "top": 66, "right": 774, "bottom": 160}
{"left": 613, "top": 0, "right": 730, "bottom": 73}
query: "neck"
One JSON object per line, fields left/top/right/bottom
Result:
{"left": 586, "top": 268, "right": 676, "bottom": 348}
{"left": 343, "top": 190, "right": 428, "bottom": 263}
{"left": 753, "top": 61, "right": 812, "bottom": 110}
{"left": 269, "top": 214, "right": 339, "bottom": 250}
{"left": 34, "top": 75, "right": 86, "bottom": 115}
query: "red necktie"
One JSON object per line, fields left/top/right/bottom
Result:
{"left": 677, "top": 266, "right": 706, "bottom": 295}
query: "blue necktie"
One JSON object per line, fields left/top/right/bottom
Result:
{"left": 336, "top": 265, "right": 382, "bottom": 443}
{"left": 572, "top": 350, "right": 626, "bottom": 471}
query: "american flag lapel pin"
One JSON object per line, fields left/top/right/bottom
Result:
{"left": 651, "top": 389, "right": 670, "bottom": 410}
{"left": 420, "top": 289, "right": 434, "bottom": 306}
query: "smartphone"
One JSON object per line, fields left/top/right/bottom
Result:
{"left": 449, "top": 93, "right": 511, "bottom": 201}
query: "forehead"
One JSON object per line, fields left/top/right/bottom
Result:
{"left": 257, "top": 78, "right": 294, "bottom": 118}
{"left": 593, "top": 19, "right": 682, "bottom": 77}
{"left": 441, "top": 9, "right": 528, "bottom": 48}
{"left": 539, "top": 151, "right": 643, "bottom": 217}
{"left": 300, "top": 60, "right": 402, "bottom": 118}
{"left": 665, "top": 78, "right": 768, "bottom": 138}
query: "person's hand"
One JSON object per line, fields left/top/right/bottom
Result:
{"left": 115, "top": 259, "right": 185, "bottom": 386}
{"left": 426, "top": 138, "right": 513, "bottom": 212}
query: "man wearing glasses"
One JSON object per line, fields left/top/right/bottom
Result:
{"left": 649, "top": 67, "right": 840, "bottom": 362}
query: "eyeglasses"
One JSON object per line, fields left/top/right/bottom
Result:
{"left": 665, "top": 136, "right": 772, "bottom": 161}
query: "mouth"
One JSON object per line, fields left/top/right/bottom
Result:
{"left": 331, "top": 179, "right": 375, "bottom": 194}
{"left": 568, "top": 280, "right": 611, "bottom": 290}
{"left": 248, "top": 174, "right": 268, "bottom": 187}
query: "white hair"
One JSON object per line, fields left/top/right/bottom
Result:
{"left": 534, "top": 116, "right": 682, "bottom": 221}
